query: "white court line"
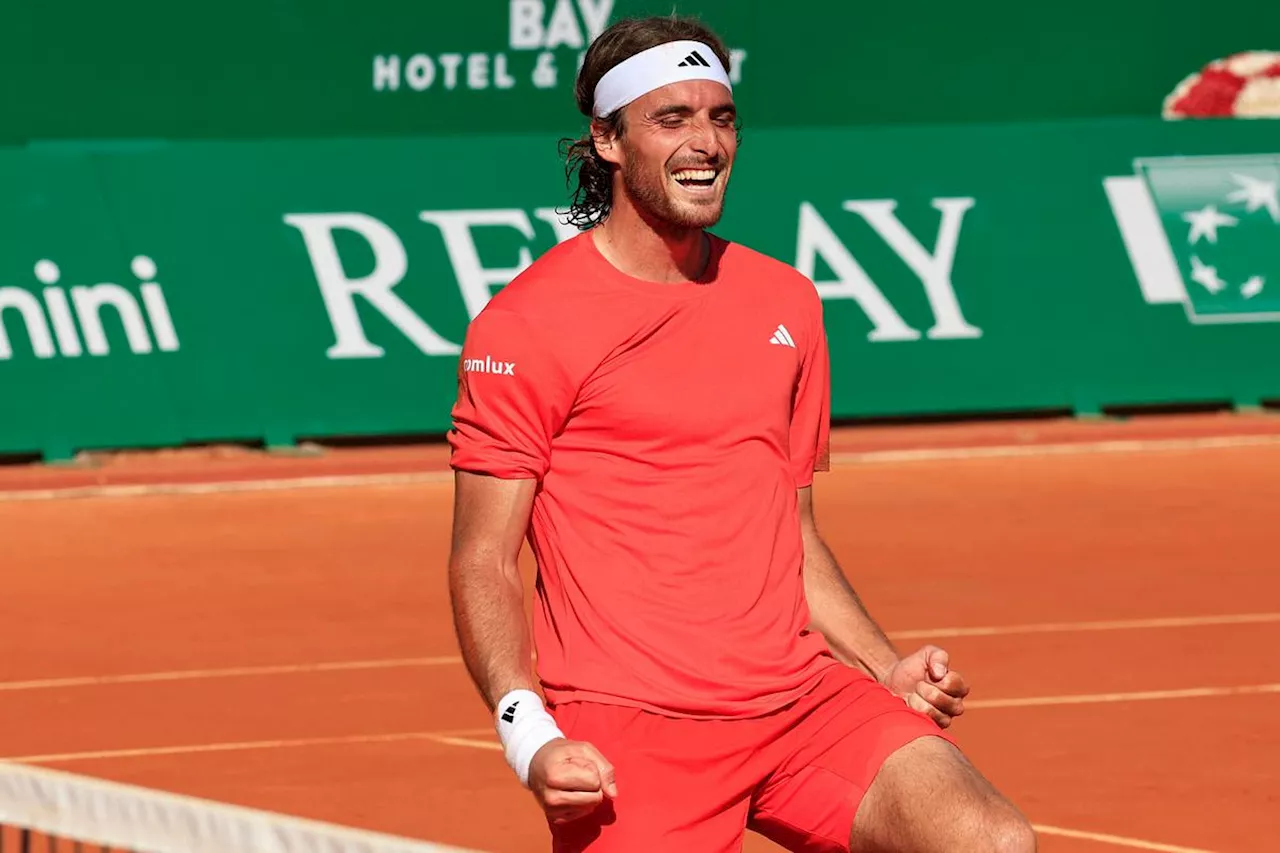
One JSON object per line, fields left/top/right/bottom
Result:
{"left": 890, "top": 611, "right": 1280, "bottom": 640}
{"left": 2, "top": 729, "right": 497, "bottom": 764}
{"left": 829, "top": 432, "right": 1280, "bottom": 465}
{"left": 429, "top": 736, "right": 503, "bottom": 752}
{"left": 0, "top": 656, "right": 462, "bottom": 692}
{"left": 6, "top": 613, "right": 1276, "bottom": 694}
{"left": 967, "top": 682, "right": 1280, "bottom": 709}
{"left": 1031, "top": 823, "right": 1216, "bottom": 853}
{"left": 12, "top": 681, "right": 1274, "bottom": 764}
{"left": 0, "top": 471, "right": 453, "bottom": 502}
{"left": 3, "top": 432, "right": 1279, "bottom": 502}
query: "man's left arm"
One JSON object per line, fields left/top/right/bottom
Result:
{"left": 798, "top": 486, "right": 970, "bottom": 729}
{"left": 797, "top": 487, "right": 898, "bottom": 679}
{"left": 788, "top": 283, "right": 967, "bottom": 728}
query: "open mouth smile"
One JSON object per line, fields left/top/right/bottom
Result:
{"left": 670, "top": 168, "right": 720, "bottom": 192}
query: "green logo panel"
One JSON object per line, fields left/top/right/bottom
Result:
{"left": 1139, "top": 155, "right": 1280, "bottom": 323}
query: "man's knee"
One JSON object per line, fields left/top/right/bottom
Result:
{"left": 979, "top": 805, "right": 1037, "bottom": 853}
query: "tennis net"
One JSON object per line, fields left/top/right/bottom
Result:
{"left": 0, "top": 762, "right": 485, "bottom": 853}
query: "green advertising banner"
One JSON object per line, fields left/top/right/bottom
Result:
{"left": 3, "top": 0, "right": 1275, "bottom": 143}
{"left": 1, "top": 118, "right": 1278, "bottom": 460}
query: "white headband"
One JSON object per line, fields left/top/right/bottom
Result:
{"left": 592, "top": 40, "right": 732, "bottom": 117}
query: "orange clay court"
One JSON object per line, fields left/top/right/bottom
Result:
{"left": 2, "top": 411, "right": 1279, "bottom": 853}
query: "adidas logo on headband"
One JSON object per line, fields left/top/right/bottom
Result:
{"left": 677, "top": 50, "right": 712, "bottom": 68}
{"left": 593, "top": 39, "right": 733, "bottom": 117}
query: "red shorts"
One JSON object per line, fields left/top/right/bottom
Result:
{"left": 547, "top": 663, "right": 954, "bottom": 853}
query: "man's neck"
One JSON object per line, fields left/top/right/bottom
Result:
{"left": 592, "top": 201, "right": 708, "bottom": 284}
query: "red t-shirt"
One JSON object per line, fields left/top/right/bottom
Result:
{"left": 449, "top": 232, "right": 838, "bottom": 720}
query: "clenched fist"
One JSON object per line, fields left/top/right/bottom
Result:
{"left": 528, "top": 739, "right": 618, "bottom": 824}
{"left": 880, "top": 645, "right": 970, "bottom": 728}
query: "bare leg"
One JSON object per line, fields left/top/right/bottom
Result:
{"left": 848, "top": 736, "right": 1036, "bottom": 853}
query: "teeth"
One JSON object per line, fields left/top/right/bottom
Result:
{"left": 673, "top": 169, "right": 717, "bottom": 181}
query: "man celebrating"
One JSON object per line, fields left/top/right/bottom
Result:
{"left": 447, "top": 15, "right": 1036, "bottom": 853}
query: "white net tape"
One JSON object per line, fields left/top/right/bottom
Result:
{"left": 0, "top": 762, "right": 488, "bottom": 853}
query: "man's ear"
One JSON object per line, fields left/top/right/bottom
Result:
{"left": 592, "top": 117, "right": 624, "bottom": 167}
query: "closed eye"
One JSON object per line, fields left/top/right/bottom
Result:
{"left": 648, "top": 102, "right": 737, "bottom": 129}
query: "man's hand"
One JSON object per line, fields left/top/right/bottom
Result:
{"left": 879, "top": 645, "right": 969, "bottom": 729}
{"left": 528, "top": 739, "right": 618, "bottom": 824}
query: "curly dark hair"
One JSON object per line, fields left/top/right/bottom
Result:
{"left": 559, "top": 16, "right": 735, "bottom": 230}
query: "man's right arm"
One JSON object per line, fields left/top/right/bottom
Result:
{"left": 447, "top": 470, "right": 538, "bottom": 712}
{"left": 447, "top": 469, "right": 618, "bottom": 822}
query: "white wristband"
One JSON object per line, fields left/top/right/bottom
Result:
{"left": 494, "top": 689, "right": 565, "bottom": 788}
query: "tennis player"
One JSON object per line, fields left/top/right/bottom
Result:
{"left": 447, "top": 15, "right": 1036, "bottom": 853}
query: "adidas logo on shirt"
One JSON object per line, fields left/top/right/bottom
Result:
{"left": 769, "top": 325, "right": 797, "bottom": 348}
{"left": 677, "top": 50, "right": 712, "bottom": 68}
{"left": 462, "top": 355, "right": 516, "bottom": 375}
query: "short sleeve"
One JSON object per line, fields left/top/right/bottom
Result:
{"left": 448, "top": 307, "right": 576, "bottom": 480}
{"left": 790, "top": 295, "right": 832, "bottom": 487}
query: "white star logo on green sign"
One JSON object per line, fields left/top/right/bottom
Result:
{"left": 1105, "top": 154, "right": 1280, "bottom": 324}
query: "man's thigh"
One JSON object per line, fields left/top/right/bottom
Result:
{"left": 747, "top": 665, "right": 953, "bottom": 853}
{"left": 547, "top": 701, "right": 753, "bottom": 853}
{"left": 846, "top": 736, "right": 1034, "bottom": 853}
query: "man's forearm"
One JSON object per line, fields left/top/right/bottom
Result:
{"left": 448, "top": 552, "right": 535, "bottom": 713}
{"left": 801, "top": 533, "right": 900, "bottom": 681}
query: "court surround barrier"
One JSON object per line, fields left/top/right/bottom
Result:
{"left": 1, "top": 118, "right": 1278, "bottom": 460}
